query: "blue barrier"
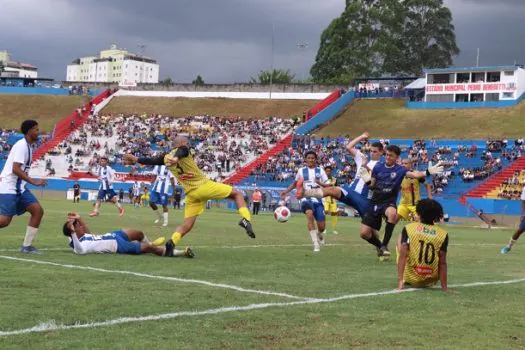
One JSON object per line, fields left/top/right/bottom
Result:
{"left": 0, "top": 87, "right": 102, "bottom": 96}
{"left": 0, "top": 87, "right": 70, "bottom": 95}
{"left": 294, "top": 91, "right": 355, "bottom": 135}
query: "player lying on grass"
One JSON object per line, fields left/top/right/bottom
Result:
{"left": 62, "top": 213, "right": 194, "bottom": 257}
{"left": 123, "top": 136, "right": 255, "bottom": 249}
{"left": 396, "top": 199, "right": 448, "bottom": 291}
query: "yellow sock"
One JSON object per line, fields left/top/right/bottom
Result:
{"left": 331, "top": 215, "right": 338, "bottom": 230}
{"left": 239, "top": 207, "right": 251, "bottom": 221}
{"left": 171, "top": 231, "right": 182, "bottom": 244}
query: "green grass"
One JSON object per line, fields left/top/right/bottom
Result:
{"left": 316, "top": 99, "right": 525, "bottom": 139}
{"left": 1, "top": 198, "right": 524, "bottom": 349}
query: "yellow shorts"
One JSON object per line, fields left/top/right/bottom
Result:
{"left": 324, "top": 199, "right": 338, "bottom": 213}
{"left": 184, "top": 181, "right": 233, "bottom": 218}
{"left": 398, "top": 204, "right": 417, "bottom": 221}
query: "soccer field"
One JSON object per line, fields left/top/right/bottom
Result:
{"left": 1, "top": 198, "right": 524, "bottom": 349}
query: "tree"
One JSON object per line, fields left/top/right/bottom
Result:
{"left": 159, "top": 77, "right": 174, "bottom": 85}
{"left": 310, "top": 0, "right": 459, "bottom": 82}
{"left": 393, "top": 0, "right": 460, "bottom": 76}
{"left": 249, "top": 69, "right": 296, "bottom": 85}
{"left": 192, "top": 74, "right": 205, "bottom": 86}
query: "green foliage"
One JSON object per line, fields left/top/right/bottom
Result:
{"left": 192, "top": 74, "right": 205, "bottom": 86}
{"left": 250, "top": 69, "right": 296, "bottom": 85}
{"left": 159, "top": 76, "right": 174, "bottom": 85}
{"left": 311, "top": 0, "right": 460, "bottom": 82}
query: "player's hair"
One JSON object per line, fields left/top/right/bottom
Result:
{"left": 370, "top": 142, "right": 384, "bottom": 151}
{"left": 100, "top": 156, "right": 108, "bottom": 161}
{"left": 325, "top": 165, "right": 333, "bottom": 170}
{"left": 416, "top": 199, "right": 444, "bottom": 225}
{"left": 386, "top": 145, "right": 401, "bottom": 156}
{"left": 304, "top": 151, "right": 318, "bottom": 159}
{"left": 21, "top": 120, "right": 38, "bottom": 135}
{"left": 62, "top": 221, "right": 75, "bottom": 237}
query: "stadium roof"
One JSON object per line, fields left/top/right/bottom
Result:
{"left": 404, "top": 78, "right": 426, "bottom": 90}
{"left": 424, "top": 65, "right": 522, "bottom": 74}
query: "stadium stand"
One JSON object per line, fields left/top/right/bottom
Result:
{"left": 31, "top": 114, "right": 294, "bottom": 182}
{"left": 239, "top": 136, "right": 520, "bottom": 197}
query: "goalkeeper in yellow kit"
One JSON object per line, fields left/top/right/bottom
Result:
{"left": 396, "top": 198, "right": 448, "bottom": 291}
{"left": 124, "top": 136, "right": 255, "bottom": 249}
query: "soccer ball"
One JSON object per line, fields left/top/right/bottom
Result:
{"left": 274, "top": 206, "right": 291, "bottom": 223}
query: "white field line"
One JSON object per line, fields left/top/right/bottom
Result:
{"left": 1, "top": 277, "right": 524, "bottom": 337}
{"left": 0, "top": 242, "right": 504, "bottom": 253}
{"left": 0, "top": 256, "right": 313, "bottom": 301}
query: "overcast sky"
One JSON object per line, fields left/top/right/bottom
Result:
{"left": 1, "top": 0, "right": 524, "bottom": 83}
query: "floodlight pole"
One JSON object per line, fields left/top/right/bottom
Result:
{"left": 269, "top": 22, "right": 275, "bottom": 99}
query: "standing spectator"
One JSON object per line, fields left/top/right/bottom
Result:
{"left": 73, "top": 182, "right": 81, "bottom": 203}
{"left": 173, "top": 187, "right": 182, "bottom": 210}
{"left": 252, "top": 188, "right": 262, "bottom": 215}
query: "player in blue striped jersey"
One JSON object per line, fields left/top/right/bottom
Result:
{"left": 149, "top": 165, "right": 176, "bottom": 226}
{"left": 89, "top": 156, "right": 124, "bottom": 217}
{"left": 299, "top": 132, "right": 383, "bottom": 219}
{"left": 62, "top": 212, "right": 194, "bottom": 258}
{"left": 281, "top": 151, "right": 328, "bottom": 252}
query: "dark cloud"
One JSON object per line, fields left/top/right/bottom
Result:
{"left": 0, "top": 0, "right": 524, "bottom": 82}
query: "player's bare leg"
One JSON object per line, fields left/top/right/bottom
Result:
{"left": 111, "top": 196, "right": 124, "bottom": 216}
{"left": 501, "top": 226, "right": 525, "bottom": 254}
{"left": 20, "top": 203, "right": 44, "bottom": 254}
{"left": 316, "top": 219, "right": 326, "bottom": 247}
{"left": 90, "top": 200, "right": 101, "bottom": 217}
{"left": 0, "top": 215, "right": 13, "bottom": 228}
{"left": 229, "top": 189, "right": 255, "bottom": 239}
{"left": 305, "top": 210, "right": 320, "bottom": 252}
{"left": 360, "top": 223, "right": 382, "bottom": 257}
{"left": 149, "top": 202, "right": 163, "bottom": 224}
{"left": 381, "top": 206, "right": 398, "bottom": 258}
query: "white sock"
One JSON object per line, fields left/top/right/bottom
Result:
{"left": 309, "top": 230, "right": 319, "bottom": 245}
{"left": 172, "top": 249, "right": 185, "bottom": 257}
{"left": 23, "top": 226, "right": 38, "bottom": 247}
{"left": 115, "top": 201, "right": 122, "bottom": 209}
{"left": 142, "top": 235, "right": 151, "bottom": 244}
{"left": 509, "top": 238, "right": 517, "bottom": 247}
{"left": 154, "top": 209, "right": 162, "bottom": 219}
{"left": 163, "top": 212, "right": 168, "bottom": 224}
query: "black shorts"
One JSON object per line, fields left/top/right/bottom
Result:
{"left": 361, "top": 202, "right": 397, "bottom": 231}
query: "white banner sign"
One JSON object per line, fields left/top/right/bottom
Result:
{"left": 426, "top": 82, "right": 516, "bottom": 94}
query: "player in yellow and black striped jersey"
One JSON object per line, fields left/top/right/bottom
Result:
{"left": 124, "top": 136, "right": 255, "bottom": 252}
{"left": 322, "top": 166, "right": 339, "bottom": 234}
{"left": 396, "top": 159, "right": 433, "bottom": 223}
{"left": 396, "top": 198, "right": 448, "bottom": 291}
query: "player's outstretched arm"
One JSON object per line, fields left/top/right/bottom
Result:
{"left": 12, "top": 162, "right": 47, "bottom": 186}
{"left": 406, "top": 162, "right": 444, "bottom": 179}
{"left": 280, "top": 181, "right": 297, "bottom": 198}
{"left": 346, "top": 132, "right": 369, "bottom": 157}
{"left": 123, "top": 153, "right": 166, "bottom": 166}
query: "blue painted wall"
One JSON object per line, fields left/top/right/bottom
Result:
{"left": 295, "top": 90, "right": 355, "bottom": 135}
{"left": 407, "top": 90, "right": 525, "bottom": 109}
{"left": 0, "top": 87, "right": 102, "bottom": 96}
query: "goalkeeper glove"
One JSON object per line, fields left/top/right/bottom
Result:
{"left": 426, "top": 161, "right": 444, "bottom": 176}
{"left": 357, "top": 167, "right": 372, "bottom": 184}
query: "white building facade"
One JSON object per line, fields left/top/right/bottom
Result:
{"left": 424, "top": 65, "right": 525, "bottom": 103}
{"left": 0, "top": 50, "right": 38, "bottom": 78}
{"left": 66, "top": 45, "right": 159, "bottom": 84}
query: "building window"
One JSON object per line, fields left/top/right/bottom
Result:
{"left": 504, "top": 71, "right": 514, "bottom": 76}
{"left": 503, "top": 92, "right": 514, "bottom": 98}
{"left": 125, "top": 64, "right": 128, "bottom": 68}
{"left": 487, "top": 72, "right": 501, "bottom": 82}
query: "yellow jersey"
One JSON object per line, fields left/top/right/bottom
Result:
{"left": 324, "top": 176, "right": 337, "bottom": 203}
{"left": 401, "top": 222, "right": 448, "bottom": 287}
{"left": 399, "top": 177, "right": 426, "bottom": 206}
{"left": 164, "top": 147, "right": 209, "bottom": 193}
